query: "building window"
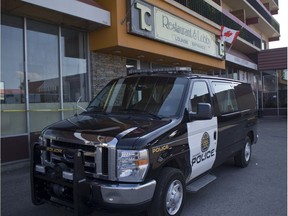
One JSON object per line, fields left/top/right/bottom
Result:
{"left": 126, "top": 59, "right": 138, "bottom": 73}
{"left": 278, "top": 69, "right": 287, "bottom": 115}
{"left": 174, "top": 0, "right": 187, "bottom": 6}
{"left": 27, "top": 19, "right": 61, "bottom": 132}
{"left": 227, "top": 68, "right": 233, "bottom": 79}
{"left": 261, "top": 69, "right": 287, "bottom": 115}
{"left": 1, "top": 14, "right": 89, "bottom": 136}
{"left": 27, "top": 19, "right": 60, "bottom": 103}
{"left": 263, "top": 72, "right": 277, "bottom": 109}
{"left": 140, "top": 61, "right": 151, "bottom": 69}
{"left": 61, "top": 28, "right": 88, "bottom": 118}
{"left": 261, "top": 40, "right": 267, "bottom": 50}
{"left": 1, "top": 14, "right": 27, "bottom": 136}
{"left": 62, "top": 28, "right": 88, "bottom": 102}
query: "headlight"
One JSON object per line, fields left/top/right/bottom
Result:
{"left": 117, "top": 149, "right": 149, "bottom": 182}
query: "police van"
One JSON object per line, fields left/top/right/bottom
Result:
{"left": 31, "top": 68, "right": 258, "bottom": 216}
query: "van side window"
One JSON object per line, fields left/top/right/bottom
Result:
{"left": 234, "top": 83, "right": 256, "bottom": 111}
{"left": 212, "top": 82, "right": 239, "bottom": 114}
{"left": 191, "top": 81, "right": 211, "bottom": 112}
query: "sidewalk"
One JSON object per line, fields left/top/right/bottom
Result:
{"left": 1, "top": 159, "right": 30, "bottom": 173}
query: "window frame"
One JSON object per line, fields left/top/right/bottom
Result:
{"left": 189, "top": 80, "right": 212, "bottom": 113}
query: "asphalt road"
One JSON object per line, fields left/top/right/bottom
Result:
{"left": 1, "top": 117, "right": 287, "bottom": 216}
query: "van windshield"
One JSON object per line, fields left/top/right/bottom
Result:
{"left": 87, "top": 76, "right": 188, "bottom": 118}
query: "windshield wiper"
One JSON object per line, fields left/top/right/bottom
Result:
{"left": 119, "top": 108, "right": 162, "bottom": 120}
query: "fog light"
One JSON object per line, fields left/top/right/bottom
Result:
{"left": 35, "top": 165, "right": 46, "bottom": 174}
{"left": 63, "top": 171, "right": 73, "bottom": 180}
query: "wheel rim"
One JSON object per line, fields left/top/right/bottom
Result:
{"left": 166, "top": 179, "right": 183, "bottom": 215}
{"left": 244, "top": 142, "right": 251, "bottom": 162}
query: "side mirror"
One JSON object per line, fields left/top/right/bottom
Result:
{"left": 189, "top": 103, "right": 213, "bottom": 120}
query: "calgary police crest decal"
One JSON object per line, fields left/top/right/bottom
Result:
{"left": 201, "top": 132, "right": 210, "bottom": 152}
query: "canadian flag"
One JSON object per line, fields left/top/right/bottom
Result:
{"left": 220, "top": 26, "right": 240, "bottom": 44}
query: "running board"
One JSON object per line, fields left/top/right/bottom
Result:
{"left": 186, "top": 174, "right": 216, "bottom": 193}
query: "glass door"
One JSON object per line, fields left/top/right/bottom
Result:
{"left": 262, "top": 71, "right": 277, "bottom": 115}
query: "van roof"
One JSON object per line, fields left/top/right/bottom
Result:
{"left": 127, "top": 68, "right": 243, "bottom": 83}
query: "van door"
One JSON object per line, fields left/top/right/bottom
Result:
{"left": 187, "top": 81, "right": 218, "bottom": 181}
{"left": 211, "top": 81, "right": 243, "bottom": 164}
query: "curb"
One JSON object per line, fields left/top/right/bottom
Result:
{"left": 1, "top": 159, "right": 30, "bottom": 173}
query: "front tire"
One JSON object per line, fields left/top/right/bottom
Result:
{"left": 234, "top": 136, "right": 252, "bottom": 168}
{"left": 147, "top": 167, "right": 185, "bottom": 216}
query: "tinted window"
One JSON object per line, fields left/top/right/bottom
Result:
{"left": 190, "top": 81, "right": 211, "bottom": 112}
{"left": 234, "top": 82, "right": 256, "bottom": 110}
{"left": 212, "top": 82, "right": 238, "bottom": 114}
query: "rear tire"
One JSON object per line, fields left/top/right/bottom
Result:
{"left": 234, "top": 136, "right": 252, "bottom": 168}
{"left": 147, "top": 167, "right": 185, "bottom": 216}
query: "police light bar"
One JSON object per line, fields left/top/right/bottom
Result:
{"left": 128, "top": 67, "right": 192, "bottom": 74}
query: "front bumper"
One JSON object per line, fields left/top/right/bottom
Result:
{"left": 31, "top": 144, "right": 156, "bottom": 215}
{"left": 99, "top": 180, "right": 156, "bottom": 205}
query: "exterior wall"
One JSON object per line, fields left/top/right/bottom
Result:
{"left": 1, "top": 135, "right": 29, "bottom": 163}
{"left": 90, "top": 52, "right": 127, "bottom": 97}
{"left": 91, "top": 0, "right": 225, "bottom": 70}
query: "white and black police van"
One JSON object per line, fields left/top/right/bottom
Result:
{"left": 31, "top": 68, "right": 258, "bottom": 216}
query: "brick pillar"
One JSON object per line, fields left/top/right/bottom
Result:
{"left": 90, "top": 52, "right": 127, "bottom": 97}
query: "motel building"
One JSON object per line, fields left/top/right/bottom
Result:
{"left": 1, "top": 0, "right": 287, "bottom": 163}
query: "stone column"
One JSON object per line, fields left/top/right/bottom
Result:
{"left": 90, "top": 52, "right": 127, "bottom": 97}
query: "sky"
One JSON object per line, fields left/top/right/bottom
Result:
{"left": 269, "top": 0, "right": 288, "bottom": 48}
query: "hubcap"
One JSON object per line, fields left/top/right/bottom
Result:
{"left": 244, "top": 142, "right": 251, "bottom": 162}
{"left": 166, "top": 179, "right": 183, "bottom": 215}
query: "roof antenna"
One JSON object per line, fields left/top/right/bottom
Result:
{"left": 76, "top": 96, "right": 87, "bottom": 115}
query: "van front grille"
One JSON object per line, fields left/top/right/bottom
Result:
{"left": 101, "top": 147, "right": 109, "bottom": 175}
{"left": 43, "top": 137, "right": 112, "bottom": 179}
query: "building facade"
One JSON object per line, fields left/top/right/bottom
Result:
{"left": 1, "top": 0, "right": 286, "bottom": 163}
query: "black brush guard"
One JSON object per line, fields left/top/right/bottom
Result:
{"left": 31, "top": 143, "right": 92, "bottom": 216}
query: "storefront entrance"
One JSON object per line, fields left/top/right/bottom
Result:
{"left": 261, "top": 70, "right": 287, "bottom": 116}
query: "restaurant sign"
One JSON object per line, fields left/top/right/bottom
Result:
{"left": 127, "top": 0, "right": 224, "bottom": 59}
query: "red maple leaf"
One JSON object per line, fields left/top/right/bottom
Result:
{"left": 224, "top": 31, "right": 233, "bottom": 37}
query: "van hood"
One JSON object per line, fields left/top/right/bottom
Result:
{"left": 42, "top": 113, "right": 174, "bottom": 149}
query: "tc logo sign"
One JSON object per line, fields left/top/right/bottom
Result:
{"left": 135, "top": 2, "right": 152, "bottom": 32}
{"left": 128, "top": 0, "right": 155, "bottom": 38}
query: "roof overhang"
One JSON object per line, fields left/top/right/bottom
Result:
{"left": 2, "top": 0, "right": 110, "bottom": 31}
